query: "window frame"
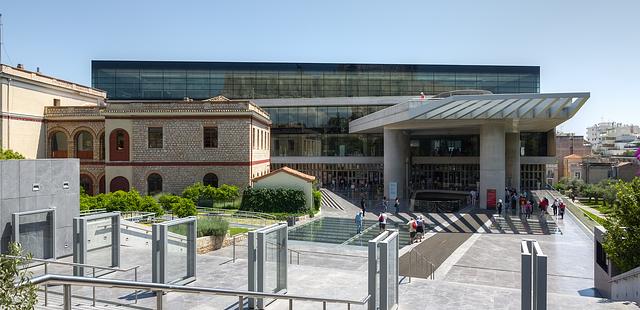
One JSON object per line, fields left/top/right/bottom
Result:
{"left": 203, "top": 126, "right": 219, "bottom": 148}
{"left": 148, "top": 127, "right": 164, "bottom": 149}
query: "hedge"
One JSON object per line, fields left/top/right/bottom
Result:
{"left": 80, "top": 189, "right": 164, "bottom": 216}
{"left": 0, "top": 148, "right": 25, "bottom": 160}
{"left": 182, "top": 183, "right": 240, "bottom": 207}
{"left": 240, "top": 188, "right": 307, "bottom": 213}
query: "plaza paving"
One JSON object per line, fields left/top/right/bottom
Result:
{"left": 33, "top": 190, "right": 638, "bottom": 309}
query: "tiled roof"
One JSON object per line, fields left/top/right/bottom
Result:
{"left": 253, "top": 166, "right": 316, "bottom": 182}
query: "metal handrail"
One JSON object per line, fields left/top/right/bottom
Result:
{"left": 407, "top": 248, "right": 435, "bottom": 281}
{"left": 6, "top": 255, "right": 139, "bottom": 273}
{"left": 20, "top": 274, "right": 370, "bottom": 309}
{"left": 5, "top": 255, "right": 140, "bottom": 306}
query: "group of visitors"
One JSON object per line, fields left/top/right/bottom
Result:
{"left": 552, "top": 198, "right": 566, "bottom": 219}
{"left": 407, "top": 216, "right": 426, "bottom": 244}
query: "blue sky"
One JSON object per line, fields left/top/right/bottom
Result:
{"left": 1, "top": 0, "right": 638, "bottom": 135}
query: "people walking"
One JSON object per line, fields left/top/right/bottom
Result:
{"left": 382, "top": 196, "right": 389, "bottom": 212}
{"left": 416, "top": 216, "right": 425, "bottom": 242}
{"left": 470, "top": 189, "right": 477, "bottom": 206}
{"left": 378, "top": 212, "right": 388, "bottom": 231}
{"left": 524, "top": 200, "right": 533, "bottom": 219}
{"left": 496, "top": 199, "right": 503, "bottom": 216}
{"left": 408, "top": 218, "right": 417, "bottom": 244}
{"left": 394, "top": 197, "right": 400, "bottom": 214}
{"left": 559, "top": 201, "right": 566, "bottom": 219}
{"left": 552, "top": 199, "right": 559, "bottom": 216}
{"left": 355, "top": 211, "right": 363, "bottom": 234}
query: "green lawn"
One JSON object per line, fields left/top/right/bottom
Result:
{"left": 229, "top": 227, "right": 249, "bottom": 236}
{"left": 581, "top": 207, "right": 607, "bottom": 226}
{"left": 577, "top": 199, "right": 612, "bottom": 214}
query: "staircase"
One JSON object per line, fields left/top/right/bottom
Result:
{"left": 320, "top": 189, "right": 345, "bottom": 210}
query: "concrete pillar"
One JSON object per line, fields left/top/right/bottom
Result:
{"left": 384, "top": 128, "right": 409, "bottom": 200}
{"left": 506, "top": 132, "right": 521, "bottom": 193}
{"left": 479, "top": 124, "right": 506, "bottom": 209}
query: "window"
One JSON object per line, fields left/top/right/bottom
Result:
{"left": 75, "top": 131, "right": 94, "bottom": 159}
{"left": 109, "top": 129, "right": 129, "bottom": 161}
{"left": 116, "top": 131, "right": 125, "bottom": 150}
{"left": 99, "top": 133, "right": 105, "bottom": 160}
{"left": 147, "top": 173, "right": 163, "bottom": 195}
{"left": 148, "top": 127, "right": 163, "bottom": 148}
{"left": 203, "top": 127, "right": 218, "bottom": 148}
{"left": 53, "top": 98, "right": 61, "bottom": 107}
{"left": 203, "top": 173, "right": 219, "bottom": 187}
{"left": 50, "top": 131, "right": 68, "bottom": 158}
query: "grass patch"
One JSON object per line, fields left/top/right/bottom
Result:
{"left": 229, "top": 227, "right": 249, "bottom": 236}
{"left": 581, "top": 208, "right": 607, "bottom": 226}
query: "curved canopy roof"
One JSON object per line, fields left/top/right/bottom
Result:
{"left": 349, "top": 92, "right": 589, "bottom": 133}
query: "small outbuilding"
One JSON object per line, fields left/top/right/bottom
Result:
{"left": 252, "top": 167, "right": 316, "bottom": 210}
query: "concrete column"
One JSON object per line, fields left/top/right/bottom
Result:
{"left": 384, "top": 128, "right": 409, "bottom": 200}
{"left": 479, "top": 124, "right": 506, "bottom": 209}
{"left": 506, "top": 132, "right": 521, "bottom": 193}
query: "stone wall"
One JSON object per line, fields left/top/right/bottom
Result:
{"left": 130, "top": 118, "right": 251, "bottom": 162}
{"left": 131, "top": 165, "right": 250, "bottom": 195}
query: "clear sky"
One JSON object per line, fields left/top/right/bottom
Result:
{"left": 1, "top": 0, "right": 638, "bottom": 135}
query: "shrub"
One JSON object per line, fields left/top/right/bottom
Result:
{"left": 196, "top": 217, "right": 229, "bottom": 237}
{"left": 0, "top": 148, "right": 25, "bottom": 160}
{"left": 182, "top": 183, "right": 240, "bottom": 207}
{"left": 158, "top": 194, "right": 182, "bottom": 211}
{"left": 240, "top": 188, "right": 307, "bottom": 213}
{"left": 169, "top": 196, "right": 197, "bottom": 218}
{"left": 0, "top": 243, "right": 38, "bottom": 309}
{"left": 79, "top": 189, "right": 164, "bottom": 216}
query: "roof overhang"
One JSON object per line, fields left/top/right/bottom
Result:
{"left": 349, "top": 92, "right": 590, "bottom": 134}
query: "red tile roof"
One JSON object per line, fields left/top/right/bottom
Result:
{"left": 252, "top": 166, "right": 316, "bottom": 182}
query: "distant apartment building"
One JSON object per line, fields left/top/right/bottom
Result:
{"left": 587, "top": 122, "right": 640, "bottom": 156}
{"left": 0, "top": 64, "right": 106, "bottom": 158}
{"left": 555, "top": 133, "right": 591, "bottom": 180}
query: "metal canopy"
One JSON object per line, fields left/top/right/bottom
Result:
{"left": 349, "top": 92, "right": 590, "bottom": 133}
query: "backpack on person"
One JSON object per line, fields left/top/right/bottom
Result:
{"left": 379, "top": 214, "right": 384, "bottom": 222}
{"left": 411, "top": 221, "right": 417, "bottom": 229}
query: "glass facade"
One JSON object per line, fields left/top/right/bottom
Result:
{"left": 265, "top": 105, "right": 387, "bottom": 157}
{"left": 92, "top": 61, "right": 540, "bottom": 100}
{"left": 410, "top": 164, "right": 480, "bottom": 192}
{"left": 410, "top": 135, "right": 480, "bottom": 157}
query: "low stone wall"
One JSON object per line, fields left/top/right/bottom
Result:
{"left": 196, "top": 232, "right": 248, "bottom": 254}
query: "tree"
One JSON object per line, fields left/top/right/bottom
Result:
{"left": 0, "top": 243, "right": 38, "bottom": 309}
{"left": 603, "top": 177, "right": 640, "bottom": 273}
{"left": 0, "top": 149, "right": 25, "bottom": 160}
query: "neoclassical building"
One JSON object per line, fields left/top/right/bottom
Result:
{"left": 44, "top": 96, "right": 271, "bottom": 195}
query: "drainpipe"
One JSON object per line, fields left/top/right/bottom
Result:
{"left": 6, "top": 77, "right": 10, "bottom": 149}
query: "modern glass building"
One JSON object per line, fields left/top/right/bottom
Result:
{"left": 92, "top": 61, "right": 543, "bottom": 194}
{"left": 92, "top": 61, "right": 539, "bottom": 100}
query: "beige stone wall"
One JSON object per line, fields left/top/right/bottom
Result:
{"left": 130, "top": 165, "right": 250, "bottom": 195}
{"left": 1, "top": 77, "right": 103, "bottom": 158}
{"left": 130, "top": 118, "right": 251, "bottom": 162}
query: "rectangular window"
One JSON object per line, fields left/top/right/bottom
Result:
{"left": 148, "top": 127, "right": 163, "bottom": 148}
{"left": 203, "top": 127, "right": 218, "bottom": 148}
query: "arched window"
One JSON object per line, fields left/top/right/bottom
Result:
{"left": 147, "top": 173, "right": 163, "bottom": 195}
{"left": 99, "top": 176, "right": 106, "bottom": 194}
{"left": 80, "top": 174, "right": 94, "bottom": 195}
{"left": 203, "top": 173, "right": 219, "bottom": 187}
{"left": 109, "top": 129, "right": 129, "bottom": 161}
{"left": 99, "top": 132, "right": 105, "bottom": 160}
{"left": 50, "top": 131, "right": 68, "bottom": 158}
{"left": 75, "top": 131, "right": 93, "bottom": 159}
{"left": 109, "top": 176, "right": 130, "bottom": 192}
